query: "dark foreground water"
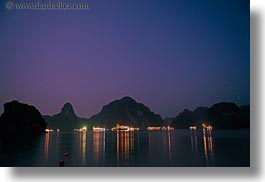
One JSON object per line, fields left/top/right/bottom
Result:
{"left": 0, "top": 129, "right": 249, "bottom": 167}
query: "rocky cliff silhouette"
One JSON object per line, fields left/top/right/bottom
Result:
{"left": 88, "top": 96, "right": 164, "bottom": 129}
{"left": 171, "top": 102, "right": 250, "bottom": 129}
{"left": 0, "top": 101, "right": 47, "bottom": 137}
{"left": 43, "top": 103, "right": 87, "bottom": 131}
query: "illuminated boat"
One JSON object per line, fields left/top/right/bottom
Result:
{"left": 147, "top": 126, "right": 161, "bottom": 131}
{"left": 189, "top": 126, "right": 197, "bottom": 130}
{"left": 162, "top": 126, "right": 174, "bottom": 131}
{"left": 111, "top": 124, "right": 130, "bottom": 131}
{"left": 45, "top": 129, "right": 54, "bottom": 132}
{"left": 81, "top": 127, "right": 87, "bottom": 132}
{"left": 74, "top": 127, "right": 87, "bottom": 132}
{"left": 93, "top": 126, "right": 106, "bottom": 132}
{"left": 202, "top": 123, "right": 213, "bottom": 131}
{"left": 129, "top": 127, "right": 140, "bottom": 131}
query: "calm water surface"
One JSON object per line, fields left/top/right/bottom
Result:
{"left": 0, "top": 130, "right": 249, "bottom": 167}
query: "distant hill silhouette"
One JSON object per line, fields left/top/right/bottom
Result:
{"left": 0, "top": 101, "right": 47, "bottom": 137}
{"left": 43, "top": 103, "right": 87, "bottom": 131}
{"left": 88, "top": 96, "right": 164, "bottom": 129}
{"left": 171, "top": 102, "right": 250, "bottom": 129}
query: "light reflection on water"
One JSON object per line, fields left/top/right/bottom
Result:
{"left": 148, "top": 131, "right": 173, "bottom": 164}
{"left": 0, "top": 130, "right": 249, "bottom": 167}
{"left": 44, "top": 132, "right": 49, "bottom": 164}
{"left": 116, "top": 131, "right": 135, "bottom": 166}
{"left": 79, "top": 132, "right": 86, "bottom": 165}
{"left": 93, "top": 132, "right": 105, "bottom": 164}
{"left": 202, "top": 128, "right": 214, "bottom": 166}
{"left": 190, "top": 129, "right": 198, "bottom": 152}
{"left": 168, "top": 131, "right": 172, "bottom": 162}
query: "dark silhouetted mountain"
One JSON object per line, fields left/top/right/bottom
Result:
{"left": 171, "top": 109, "right": 194, "bottom": 128}
{"left": 239, "top": 105, "right": 250, "bottom": 128}
{"left": 52, "top": 103, "right": 78, "bottom": 119}
{"left": 171, "top": 102, "right": 250, "bottom": 129}
{"left": 0, "top": 101, "right": 47, "bottom": 137}
{"left": 163, "top": 117, "right": 174, "bottom": 125}
{"left": 193, "top": 107, "right": 210, "bottom": 121}
{"left": 88, "top": 96, "right": 164, "bottom": 129}
{"left": 209, "top": 102, "right": 240, "bottom": 128}
{"left": 43, "top": 103, "right": 87, "bottom": 131}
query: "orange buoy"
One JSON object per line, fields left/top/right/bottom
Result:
{"left": 64, "top": 152, "right": 69, "bottom": 157}
{"left": 59, "top": 160, "right": 65, "bottom": 167}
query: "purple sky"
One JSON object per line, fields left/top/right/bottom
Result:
{"left": 0, "top": 0, "right": 249, "bottom": 118}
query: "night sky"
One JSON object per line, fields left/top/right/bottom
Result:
{"left": 0, "top": 0, "right": 249, "bottom": 118}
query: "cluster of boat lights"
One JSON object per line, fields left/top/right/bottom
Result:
{"left": 147, "top": 126, "right": 174, "bottom": 131}
{"left": 45, "top": 128, "right": 60, "bottom": 132}
{"left": 45, "top": 123, "right": 213, "bottom": 133}
{"left": 189, "top": 123, "right": 213, "bottom": 131}
{"left": 46, "top": 125, "right": 175, "bottom": 133}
